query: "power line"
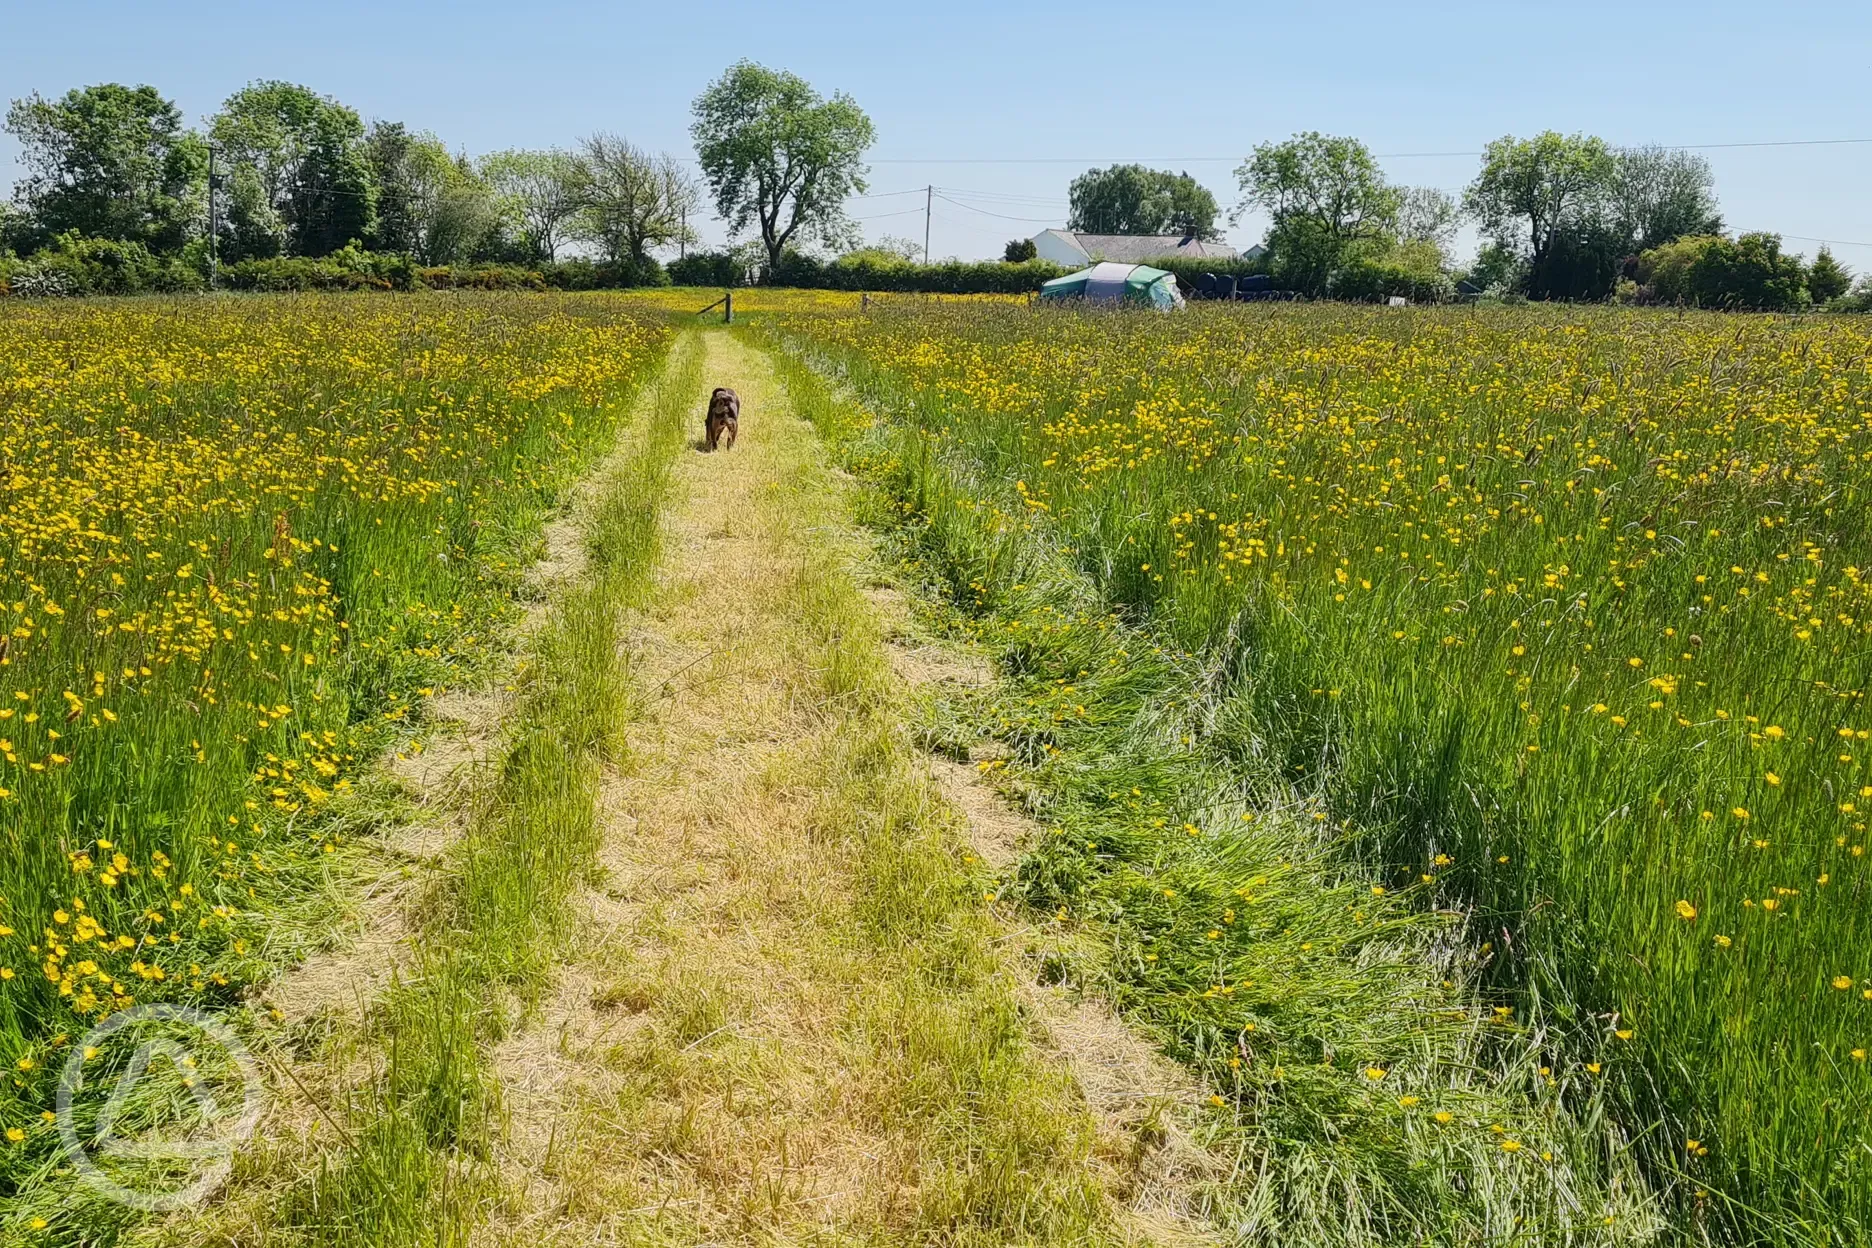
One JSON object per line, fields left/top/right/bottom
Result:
{"left": 856, "top": 137, "right": 1872, "bottom": 164}
{"left": 933, "top": 193, "right": 1059, "bottom": 224}
{"left": 1781, "top": 233, "right": 1872, "bottom": 250}
{"left": 851, "top": 205, "right": 926, "bottom": 221}
{"left": 938, "top": 184, "right": 1069, "bottom": 203}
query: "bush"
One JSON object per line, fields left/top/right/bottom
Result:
{"left": 1149, "top": 254, "right": 1271, "bottom": 292}
{"left": 221, "top": 243, "right": 425, "bottom": 293}
{"left": 418, "top": 264, "right": 545, "bottom": 291}
{"left": 1832, "top": 277, "right": 1872, "bottom": 314}
{"left": 0, "top": 232, "right": 206, "bottom": 297}
{"left": 1637, "top": 232, "right": 1810, "bottom": 311}
{"left": 224, "top": 256, "right": 389, "bottom": 292}
{"left": 668, "top": 251, "right": 749, "bottom": 287}
{"left": 767, "top": 250, "right": 1067, "bottom": 293}
{"left": 1328, "top": 241, "right": 1454, "bottom": 304}
{"left": 539, "top": 256, "right": 668, "bottom": 290}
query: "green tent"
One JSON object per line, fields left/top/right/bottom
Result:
{"left": 1038, "top": 261, "right": 1185, "bottom": 311}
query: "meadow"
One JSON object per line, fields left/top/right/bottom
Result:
{"left": 768, "top": 298, "right": 1872, "bottom": 1245}
{"left": 0, "top": 295, "right": 668, "bottom": 1197}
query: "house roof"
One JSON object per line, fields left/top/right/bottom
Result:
{"left": 1041, "top": 230, "right": 1240, "bottom": 263}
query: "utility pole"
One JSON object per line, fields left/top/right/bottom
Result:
{"left": 924, "top": 185, "right": 932, "bottom": 264}
{"left": 680, "top": 206, "right": 687, "bottom": 260}
{"left": 206, "top": 142, "right": 221, "bottom": 289}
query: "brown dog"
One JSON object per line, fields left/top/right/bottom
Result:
{"left": 705, "top": 387, "right": 740, "bottom": 451}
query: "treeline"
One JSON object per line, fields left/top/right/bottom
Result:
{"left": 1232, "top": 130, "right": 1866, "bottom": 310}
{"left": 1, "top": 80, "right": 699, "bottom": 295}
{"left": 5, "top": 72, "right": 1868, "bottom": 311}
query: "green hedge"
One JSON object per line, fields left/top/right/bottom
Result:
{"left": 0, "top": 236, "right": 681, "bottom": 298}
{"left": 1147, "top": 255, "right": 1270, "bottom": 290}
{"left": 669, "top": 251, "right": 747, "bottom": 287}
{"left": 0, "top": 232, "right": 205, "bottom": 296}
{"left": 418, "top": 264, "right": 545, "bottom": 291}
{"left": 772, "top": 252, "right": 1068, "bottom": 293}
{"left": 1328, "top": 255, "right": 1454, "bottom": 303}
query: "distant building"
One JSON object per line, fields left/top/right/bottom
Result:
{"left": 1031, "top": 229, "right": 1258, "bottom": 267}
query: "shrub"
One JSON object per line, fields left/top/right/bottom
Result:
{"left": 1149, "top": 254, "right": 1271, "bottom": 292}
{"left": 224, "top": 256, "right": 388, "bottom": 292}
{"left": 0, "top": 232, "right": 206, "bottom": 297}
{"left": 1638, "top": 232, "right": 1810, "bottom": 311}
{"left": 767, "top": 250, "right": 1066, "bottom": 293}
{"left": 1832, "top": 277, "right": 1872, "bottom": 313}
{"left": 668, "top": 250, "right": 747, "bottom": 287}
{"left": 540, "top": 256, "right": 669, "bottom": 290}
{"left": 418, "top": 264, "right": 545, "bottom": 291}
{"left": 1329, "top": 241, "right": 1453, "bottom": 303}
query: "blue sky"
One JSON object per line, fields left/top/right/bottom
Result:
{"left": 4, "top": 0, "right": 1869, "bottom": 266}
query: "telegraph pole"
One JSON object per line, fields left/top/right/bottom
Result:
{"left": 924, "top": 184, "right": 932, "bottom": 264}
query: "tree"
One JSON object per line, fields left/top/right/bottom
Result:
{"left": 364, "top": 124, "right": 498, "bottom": 263}
{"left": 1529, "top": 219, "right": 1628, "bottom": 302}
{"left": 1236, "top": 132, "right": 1399, "bottom": 292}
{"left": 1807, "top": 247, "right": 1851, "bottom": 303}
{"left": 1396, "top": 187, "right": 1460, "bottom": 250}
{"left": 574, "top": 134, "right": 697, "bottom": 271}
{"left": 1464, "top": 132, "right": 1615, "bottom": 280}
{"left": 211, "top": 82, "right": 373, "bottom": 257}
{"left": 691, "top": 61, "right": 874, "bottom": 271}
{"left": 480, "top": 148, "right": 585, "bottom": 263}
{"left": 0, "top": 202, "right": 26, "bottom": 253}
{"left": 867, "top": 234, "right": 924, "bottom": 262}
{"left": 1004, "top": 237, "right": 1037, "bottom": 263}
{"left": 1067, "top": 164, "right": 1220, "bottom": 239}
{"left": 363, "top": 122, "right": 422, "bottom": 254}
{"left": 4, "top": 83, "right": 203, "bottom": 251}
{"left": 1465, "top": 242, "right": 1525, "bottom": 293}
{"left": 1610, "top": 145, "right": 1721, "bottom": 252}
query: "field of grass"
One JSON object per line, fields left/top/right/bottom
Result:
{"left": 767, "top": 300, "right": 1872, "bottom": 1245}
{"left": 0, "top": 294, "right": 669, "bottom": 1214}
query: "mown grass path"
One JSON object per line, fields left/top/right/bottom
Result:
{"left": 470, "top": 328, "right": 1207, "bottom": 1248}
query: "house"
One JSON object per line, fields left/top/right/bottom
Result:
{"left": 1031, "top": 229, "right": 1257, "bottom": 267}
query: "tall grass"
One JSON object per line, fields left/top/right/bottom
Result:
{"left": 285, "top": 330, "right": 703, "bottom": 1248}
{"left": 0, "top": 294, "right": 669, "bottom": 1237}
{"left": 769, "top": 301, "right": 1872, "bottom": 1246}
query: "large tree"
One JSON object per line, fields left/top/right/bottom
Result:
{"left": 1608, "top": 145, "right": 1722, "bottom": 253}
{"left": 1464, "top": 132, "right": 1615, "bottom": 277}
{"left": 480, "top": 148, "right": 586, "bottom": 263}
{"left": 363, "top": 121, "right": 423, "bottom": 254}
{"left": 210, "top": 82, "right": 374, "bottom": 257}
{"left": 1236, "top": 132, "right": 1399, "bottom": 291}
{"left": 1396, "top": 186, "right": 1461, "bottom": 250}
{"left": 691, "top": 61, "right": 874, "bottom": 270}
{"left": 1067, "top": 164, "right": 1220, "bottom": 239}
{"left": 3, "top": 83, "right": 203, "bottom": 250}
{"left": 573, "top": 134, "right": 697, "bottom": 271}
{"left": 365, "top": 123, "right": 499, "bottom": 263}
